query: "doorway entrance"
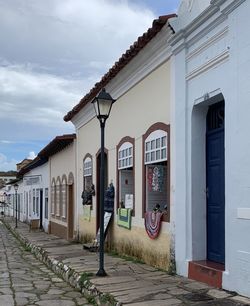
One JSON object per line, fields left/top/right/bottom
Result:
{"left": 39, "top": 189, "right": 43, "bottom": 230}
{"left": 67, "top": 172, "right": 74, "bottom": 240}
{"left": 67, "top": 184, "right": 74, "bottom": 240}
{"left": 206, "top": 101, "right": 225, "bottom": 264}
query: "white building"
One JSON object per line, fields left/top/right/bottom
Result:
{"left": 20, "top": 159, "right": 50, "bottom": 232}
{"left": 170, "top": 0, "right": 250, "bottom": 297}
{"left": 0, "top": 171, "right": 17, "bottom": 186}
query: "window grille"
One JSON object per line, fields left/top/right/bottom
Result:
{"left": 145, "top": 130, "right": 167, "bottom": 164}
{"left": 83, "top": 157, "right": 92, "bottom": 176}
{"left": 118, "top": 142, "right": 133, "bottom": 169}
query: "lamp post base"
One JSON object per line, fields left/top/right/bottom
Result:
{"left": 96, "top": 268, "right": 107, "bottom": 277}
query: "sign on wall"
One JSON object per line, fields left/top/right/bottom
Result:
{"left": 125, "top": 194, "right": 133, "bottom": 209}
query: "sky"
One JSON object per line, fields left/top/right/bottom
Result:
{"left": 0, "top": 0, "right": 180, "bottom": 171}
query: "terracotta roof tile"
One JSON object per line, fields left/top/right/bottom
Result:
{"left": 64, "top": 14, "right": 176, "bottom": 122}
{"left": 38, "top": 134, "right": 76, "bottom": 158}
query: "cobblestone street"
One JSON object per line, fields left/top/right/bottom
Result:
{"left": 0, "top": 221, "right": 91, "bottom": 306}
{"left": 2, "top": 217, "right": 250, "bottom": 306}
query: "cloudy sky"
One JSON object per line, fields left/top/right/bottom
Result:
{"left": 0, "top": 0, "right": 180, "bottom": 171}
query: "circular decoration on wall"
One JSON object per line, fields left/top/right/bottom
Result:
{"left": 144, "top": 211, "right": 163, "bottom": 239}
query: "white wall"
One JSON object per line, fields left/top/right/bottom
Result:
{"left": 171, "top": 0, "right": 250, "bottom": 297}
{"left": 22, "top": 162, "right": 49, "bottom": 232}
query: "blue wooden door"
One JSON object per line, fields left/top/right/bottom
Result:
{"left": 206, "top": 103, "right": 225, "bottom": 264}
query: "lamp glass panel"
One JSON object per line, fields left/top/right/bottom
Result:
{"left": 93, "top": 101, "right": 99, "bottom": 117}
{"left": 98, "top": 99, "right": 112, "bottom": 117}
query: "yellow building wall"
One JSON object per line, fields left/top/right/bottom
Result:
{"left": 78, "top": 61, "right": 171, "bottom": 269}
{"left": 50, "top": 142, "right": 76, "bottom": 231}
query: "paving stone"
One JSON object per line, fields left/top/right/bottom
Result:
{"left": 128, "top": 298, "right": 182, "bottom": 306}
{"left": 0, "top": 295, "right": 15, "bottom": 306}
{"left": 75, "top": 296, "right": 89, "bottom": 304}
{"left": 51, "top": 277, "right": 64, "bottom": 283}
{"left": 207, "top": 289, "right": 233, "bottom": 299}
{"left": 167, "top": 287, "right": 190, "bottom": 295}
{"left": 47, "top": 288, "right": 65, "bottom": 295}
{"left": 35, "top": 300, "right": 76, "bottom": 306}
{"left": 15, "top": 287, "right": 34, "bottom": 292}
{"left": 184, "top": 281, "right": 212, "bottom": 290}
{"left": 39, "top": 294, "right": 69, "bottom": 300}
{"left": 64, "top": 291, "right": 82, "bottom": 298}
{"left": 0, "top": 288, "right": 12, "bottom": 295}
{"left": 16, "top": 292, "right": 37, "bottom": 299}
{"left": 230, "top": 295, "right": 250, "bottom": 305}
{"left": 15, "top": 297, "right": 29, "bottom": 305}
{"left": 151, "top": 293, "right": 174, "bottom": 300}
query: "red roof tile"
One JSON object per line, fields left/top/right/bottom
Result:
{"left": 38, "top": 134, "right": 76, "bottom": 158}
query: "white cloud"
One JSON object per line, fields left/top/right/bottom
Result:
{"left": 27, "top": 151, "right": 36, "bottom": 160}
{"left": 0, "top": 64, "right": 82, "bottom": 124}
{"left": 0, "top": 140, "right": 15, "bottom": 144}
{"left": 0, "top": 0, "right": 154, "bottom": 77}
{"left": 0, "top": 153, "right": 18, "bottom": 171}
{"left": 0, "top": 0, "right": 155, "bottom": 144}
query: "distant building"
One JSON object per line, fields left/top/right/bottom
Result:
{"left": 16, "top": 159, "right": 33, "bottom": 171}
{"left": 0, "top": 171, "right": 17, "bottom": 187}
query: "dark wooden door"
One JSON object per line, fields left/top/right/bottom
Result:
{"left": 206, "top": 102, "right": 225, "bottom": 264}
{"left": 67, "top": 184, "right": 74, "bottom": 240}
{"left": 39, "top": 189, "right": 43, "bottom": 230}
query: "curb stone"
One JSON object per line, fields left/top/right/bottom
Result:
{"left": 2, "top": 219, "right": 121, "bottom": 306}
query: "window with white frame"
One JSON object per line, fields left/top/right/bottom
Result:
{"left": 118, "top": 143, "right": 133, "bottom": 170}
{"left": 33, "top": 189, "right": 35, "bottom": 214}
{"left": 20, "top": 193, "right": 23, "bottom": 213}
{"left": 83, "top": 157, "right": 92, "bottom": 190}
{"left": 145, "top": 130, "right": 167, "bottom": 164}
{"left": 61, "top": 183, "right": 67, "bottom": 219}
{"left": 23, "top": 192, "right": 26, "bottom": 215}
{"left": 51, "top": 184, "right": 55, "bottom": 215}
{"left": 82, "top": 156, "right": 94, "bottom": 207}
{"left": 56, "top": 183, "right": 60, "bottom": 216}
{"left": 29, "top": 190, "right": 32, "bottom": 217}
{"left": 35, "top": 189, "right": 39, "bottom": 215}
{"left": 117, "top": 141, "right": 134, "bottom": 210}
{"left": 144, "top": 129, "right": 169, "bottom": 216}
{"left": 45, "top": 188, "right": 48, "bottom": 219}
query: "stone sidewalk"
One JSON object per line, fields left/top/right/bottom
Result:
{"left": 2, "top": 216, "right": 250, "bottom": 306}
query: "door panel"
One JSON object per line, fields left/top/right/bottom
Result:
{"left": 40, "top": 189, "right": 43, "bottom": 230}
{"left": 206, "top": 128, "right": 225, "bottom": 263}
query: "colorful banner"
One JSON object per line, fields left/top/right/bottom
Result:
{"left": 144, "top": 211, "right": 163, "bottom": 239}
{"left": 117, "top": 208, "right": 132, "bottom": 229}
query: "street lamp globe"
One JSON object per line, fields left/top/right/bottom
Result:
{"left": 92, "top": 88, "right": 115, "bottom": 121}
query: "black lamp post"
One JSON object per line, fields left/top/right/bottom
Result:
{"left": 92, "top": 88, "right": 115, "bottom": 277}
{"left": 14, "top": 183, "right": 18, "bottom": 228}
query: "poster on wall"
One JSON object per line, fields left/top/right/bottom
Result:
{"left": 96, "top": 212, "right": 112, "bottom": 244}
{"left": 125, "top": 194, "right": 133, "bottom": 209}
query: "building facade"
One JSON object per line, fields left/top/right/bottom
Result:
{"left": 38, "top": 134, "right": 77, "bottom": 240}
{"left": 65, "top": 15, "right": 175, "bottom": 270}
{"left": 170, "top": 0, "right": 250, "bottom": 297}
